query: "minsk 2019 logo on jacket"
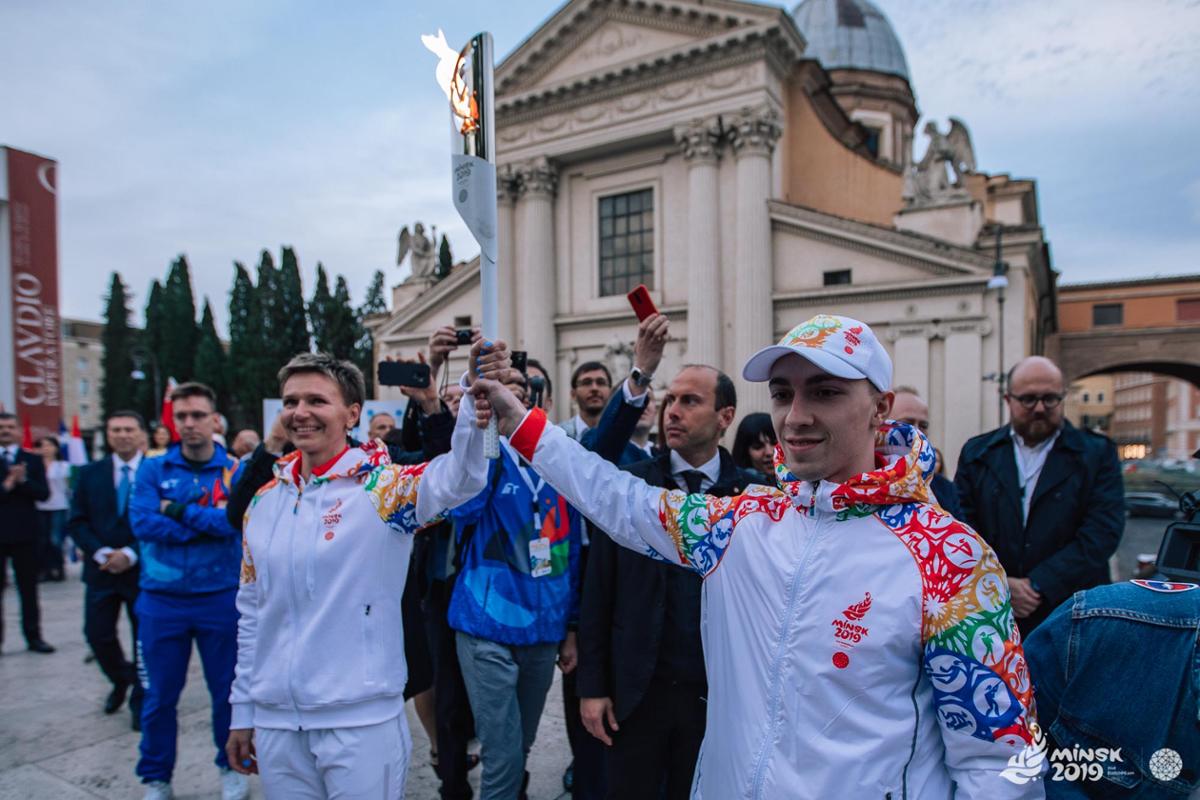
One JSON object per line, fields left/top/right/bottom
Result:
{"left": 830, "top": 592, "right": 871, "bottom": 669}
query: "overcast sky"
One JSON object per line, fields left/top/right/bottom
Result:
{"left": 3, "top": 0, "right": 1198, "bottom": 328}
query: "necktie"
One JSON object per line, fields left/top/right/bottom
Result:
{"left": 681, "top": 470, "right": 706, "bottom": 494}
{"left": 117, "top": 465, "right": 132, "bottom": 515}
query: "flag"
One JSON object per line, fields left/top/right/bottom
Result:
{"left": 65, "top": 416, "right": 88, "bottom": 465}
{"left": 21, "top": 416, "right": 34, "bottom": 450}
{"left": 161, "top": 377, "right": 179, "bottom": 442}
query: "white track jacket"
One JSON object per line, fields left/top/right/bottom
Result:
{"left": 508, "top": 409, "right": 1043, "bottom": 800}
{"left": 230, "top": 391, "right": 486, "bottom": 731}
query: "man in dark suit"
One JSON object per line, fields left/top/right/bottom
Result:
{"left": 67, "top": 410, "right": 147, "bottom": 725}
{"left": 578, "top": 353, "right": 762, "bottom": 800}
{"left": 0, "top": 411, "right": 54, "bottom": 654}
{"left": 955, "top": 356, "right": 1125, "bottom": 635}
{"left": 890, "top": 386, "right": 963, "bottom": 519}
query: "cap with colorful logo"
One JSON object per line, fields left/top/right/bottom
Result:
{"left": 742, "top": 314, "right": 892, "bottom": 391}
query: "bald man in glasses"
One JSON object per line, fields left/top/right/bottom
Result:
{"left": 955, "top": 356, "right": 1125, "bottom": 635}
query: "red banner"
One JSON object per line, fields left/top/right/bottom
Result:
{"left": 5, "top": 148, "right": 62, "bottom": 442}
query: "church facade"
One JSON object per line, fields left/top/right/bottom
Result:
{"left": 370, "top": 0, "right": 1056, "bottom": 472}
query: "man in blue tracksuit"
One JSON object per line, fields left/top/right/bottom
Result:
{"left": 449, "top": 369, "right": 582, "bottom": 800}
{"left": 129, "top": 382, "right": 246, "bottom": 800}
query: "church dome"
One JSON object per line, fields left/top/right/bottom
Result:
{"left": 791, "top": 0, "right": 910, "bottom": 81}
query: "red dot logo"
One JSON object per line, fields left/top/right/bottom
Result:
{"left": 832, "top": 652, "right": 850, "bottom": 669}
{"left": 844, "top": 346, "right": 854, "bottom": 354}
{"left": 324, "top": 531, "right": 335, "bottom": 541}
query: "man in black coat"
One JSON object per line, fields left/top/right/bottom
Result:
{"left": 578, "top": 359, "right": 762, "bottom": 800}
{"left": 955, "top": 356, "right": 1125, "bottom": 635}
{"left": 67, "top": 410, "right": 147, "bottom": 724}
{"left": 0, "top": 411, "right": 54, "bottom": 653}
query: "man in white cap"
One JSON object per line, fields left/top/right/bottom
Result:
{"left": 470, "top": 314, "right": 1042, "bottom": 799}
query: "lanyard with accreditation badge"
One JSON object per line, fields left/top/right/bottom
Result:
{"left": 512, "top": 447, "right": 553, "bottom": 578}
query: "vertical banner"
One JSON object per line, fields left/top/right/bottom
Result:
{"left": 1, "top": 148, "right": 63, "bottom": 442}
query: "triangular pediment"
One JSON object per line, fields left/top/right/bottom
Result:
{"left": 498, "top": 0, "right": 787, "bottom": 96}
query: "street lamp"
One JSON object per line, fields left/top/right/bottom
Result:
{"left": 130, "top": 345, "right": 161, "bottom": 415}
{"left": 985, "top": 225, "right": 1009, "bottom": 423}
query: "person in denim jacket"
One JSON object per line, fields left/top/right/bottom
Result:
{"left": 129, "top": 382, "right": 246, "bottom": 800}
{"left": 1025, "top": 578, "right": 1200, "bottom": 797}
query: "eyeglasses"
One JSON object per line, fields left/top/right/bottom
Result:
{"left": 1008, "top": 393, "right": 1064, "bottom": 410}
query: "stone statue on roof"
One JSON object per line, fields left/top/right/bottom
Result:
{"left": 904, "top": 118, "right": 977, "bottom": 207}
{"left": 397, "top": 222, "right": 438, "bottom": 281}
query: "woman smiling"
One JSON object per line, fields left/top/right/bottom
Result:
{"left": 227, "top": 341, "right": 506, "bottom": 799}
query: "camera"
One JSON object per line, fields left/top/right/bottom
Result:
{"left": 455, "top": 328, "right": 473, "bottom": 345}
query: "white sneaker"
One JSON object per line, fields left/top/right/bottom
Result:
{"left": 220, "top": 767, "right": 250, "bottom": 800}
{"left": 142, "top": 782, "right": 173, "bottom": 800}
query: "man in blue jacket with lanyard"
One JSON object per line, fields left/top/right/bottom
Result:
{"left": 129, "top": 382, "right": 246, "bottom": 800}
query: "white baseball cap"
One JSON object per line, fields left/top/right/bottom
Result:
{"left": 742, "top": 314, "right": 892, "bottom": 391}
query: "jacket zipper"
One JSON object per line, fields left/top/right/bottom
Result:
{"left": 285, "top": 480, "right": 304, "bottom": 729}
{"left": 748, "top": 511, "right": 827, "bottom": 798}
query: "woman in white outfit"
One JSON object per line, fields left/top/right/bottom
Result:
{"left": 226, "top": 344, "right": 504, "bottom": 799}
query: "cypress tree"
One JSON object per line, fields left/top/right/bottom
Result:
{"left": 135, "top": 279, "right": 167, "bottom": 422}
{"left": 329, "top": 275, "right": 358, "bottom": 361}
{"left": 353, "top": 270, "right": 388, "bottom": 397}
{"left": 227, "top": 262, "right": 261, "bottom": 429}
{"left": 308, "top": 263, "right": 336, "bottom": 354}
{"left": 437, "top": 234, "right": 453, "bottom": 278}
{"left": 277, "top": 246, "right": 311, "bottom": 358}
{"left": 160, "top": 255, "right": 198, "bottom": 383}
{"left": 361, "top": 269, "right": 388, "bottom": 315}
{"left": 100, "top": 272, "right": 135, "bottom": 420}
{"left": 192, "top": 299, "right": 228, "bottom": 410}
{"left": 254, "top": 249, "right": 281, "bottom": 408}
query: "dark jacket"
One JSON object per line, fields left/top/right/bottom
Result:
{"left": 581, "top": 387, "right": 656, "bottom": 467}
{"left": 577, "top": 447, "right": 762, "bottom": 720}
{"left": 1024, "top": 580, "right": 1200, "bottom": 797}
{"left": 66, "top": 457, "right": 141, "bottom": 588}
{"left": 954, "top": 420, "right": 1124, "bottom": 629}
{"left": 931, "top": 473, "right": 963, "bottom": 520}
{"left": 0, "top": 447, "right": 50, "bottom": 544}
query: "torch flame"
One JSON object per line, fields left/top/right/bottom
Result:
{"left": 422, "top": 29, "right": 479, "bottom": 136}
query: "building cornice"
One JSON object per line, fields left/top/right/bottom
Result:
{"left": 371, "top": 257, "right": 482, "bottom": 339}
{"left": 769, "top": 200, "right": 995, "bottom": 275}
{"left": 497, "top": 20, "right": 803, "bottom": 125}
{"left": 773, "top": 276, "right": 991, "bottom": 308}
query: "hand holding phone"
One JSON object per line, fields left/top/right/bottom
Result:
{"left": 378, "top": 361, "right": 432, "bottom": 389}
{"left": 627, "top": 284, "right": 658, "bottom": 322}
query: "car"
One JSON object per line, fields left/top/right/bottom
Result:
{"left": 1124, "top": 492, "right": 1184, "bottom": 519}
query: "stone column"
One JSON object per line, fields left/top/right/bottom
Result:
{"left": 516, "top": 157, "right": 558, "bottom": 362}
{"left": 943, "top": 323, "right": 984, "bottom": 475}
{"left": 729, "top": 107, "right": 782, "bottom": 412}
{"left": 495, "top": 164, "right": 519, "bottom": 345}
{"left": 892, "top": 328, "right": 930, "bottom": 400}
{"left": 675, "top": 119, "right": 723, "bottom": 367}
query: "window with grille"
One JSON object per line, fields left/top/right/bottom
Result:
{"left": 1092, "top": 303, "right": 1123, "bottom": 326}
{"left": 1178, "top": 298, "right": 1200, "bottom": 322}
{"left": 599, "top": 189, "right": 654, "bottom": 296}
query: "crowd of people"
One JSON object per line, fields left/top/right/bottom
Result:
{"left": 2, "top": 304, "right": 1195, "bottom": 800}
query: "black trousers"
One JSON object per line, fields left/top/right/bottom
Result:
{"left": 426, "top": 576, "right": 475, "bottom": 800}
{"left": 0, "top": 540, "right": 42, "bottom": 646}
{"left": 605, "top": 677, "right": 707, "bottom": 800}
{"left": 84, "top": 579, "right": 142, "bottom": 699}
{"left": 567, "top": 543, "right": 607, "bottom": 800}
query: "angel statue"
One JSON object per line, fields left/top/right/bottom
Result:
{"left": 397, "top": 222, "right": 438, "bottom": 280}
{"left": 905, "top": 118, "right": 977, "bottom": 206}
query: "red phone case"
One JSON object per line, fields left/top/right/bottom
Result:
{"left": 627, "top": 284, "right": 658, "bottom": 321}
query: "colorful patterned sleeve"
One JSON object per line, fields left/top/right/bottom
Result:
{"left": 886, "top": 504, "right": 1044, "bottom": 797}
{"left": 367, "top": 462, "right": 435, "bottom": 535}
{"left": 512, "top": 408, "right": 787, "bottom": 577}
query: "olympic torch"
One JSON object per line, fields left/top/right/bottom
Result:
{"left": 423, "top": 29, "right": 501, "bottom": 458}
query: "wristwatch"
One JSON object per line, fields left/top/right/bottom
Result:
{"left": 630, "top": 366, "right": 654, "bottom": 388}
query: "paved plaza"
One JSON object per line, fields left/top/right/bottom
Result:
{"left": 0, "top": 566, "right": 572, "bottom": 800}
